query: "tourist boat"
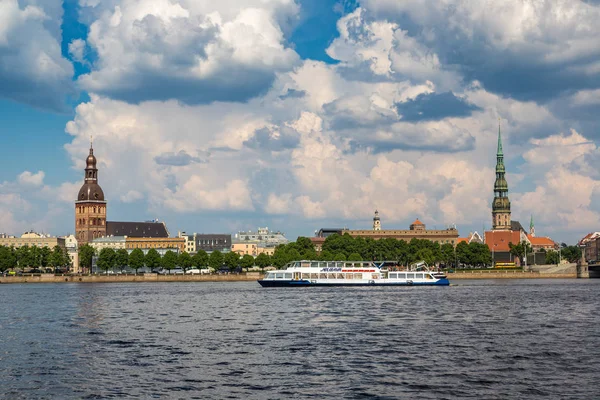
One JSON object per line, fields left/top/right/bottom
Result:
{"left": 258, "top": 260, "right": 450, "bottom": 287}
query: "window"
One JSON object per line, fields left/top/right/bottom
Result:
{"left": 284, "top": 273, "right": 292, "bottom": 279}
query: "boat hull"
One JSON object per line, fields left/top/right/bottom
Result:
{"left": 258, "top": 279, "right": 450, "bottom": 287}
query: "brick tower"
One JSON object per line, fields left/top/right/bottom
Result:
{"left": 75, "top": 141, "right": 107, "bottom": 244}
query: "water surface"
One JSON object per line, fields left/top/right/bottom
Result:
{"left": 1, "top": 280, "right": 599, "bottom": 399}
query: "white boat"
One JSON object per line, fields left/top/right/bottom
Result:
{"left": 258, "top": 260, "right": 449, "bottom": 287}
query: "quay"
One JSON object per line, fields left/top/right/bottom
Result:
{"left": 0, "top": 273, "right": 261, "bottom": 284}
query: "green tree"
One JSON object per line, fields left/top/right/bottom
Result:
{"left": 129, "top": 248, "right": 145, "bottom": 274}
{"left": 333, "top": 252, "right": 347, "bottom": 261}
{"left": 178, "top": 252, "right": 192, "bottom": 272}
{"left": 63, "top": 248, "right": 72, "bottom": 270}
{"left": 295, "top": 237, "right": 315, "bottom": 254}
{"left": 0, "top": 246, "right": 16, "bottom": 272}
{"left": 561, "top": 246, "right": 582, "bottom": 263}
{"left": 240, "top": 254, "right": 255, "bottom": 271}
{"left": 78, "top": 244, "right": 96, "bottom": 274}
{"left": 209, "top": 251, "right": 224, "bottom": 271}
{"left": 40, "top": 246, "right": 51, "bottom": 268}
{"left": 347, "top": 252, "right": 362, "bottom": 261}
{"left": 509, "top": 241, "right": 532, "bottom": 264}
{"left": 161, "top": 250, "right": 179, "bottom": 271}
{"left": 224, "top": 251, "right": 240, "bottom": 272}
{"left": 192, "top": 250, "right": 209, "bottom": 269}
{"left": 545, "top": 250, "right": 560, "bottom": 265}
{"left": 145, "top": 248, "right": 162, "bottom": 272}
{"left": 97, "top": 248, "right": 116, "bottom": 274}
{"left": 115, "top": 249, "right": 129, "bottom": 273}
{"left": 16, "top": 246, "right": 32, "bottom": 271}
{"left": 271, "top": 245, "right": 289, "bottom": 269}
{"left": 455, "top": 241, "right": 471, "bottom": 267}
{"left": 255, "top": 253, "right": 270, "bottom": 271}
{"left": 440, "top": 243, "right": 456, "bottom": 267}
{"left": 49, "top": 245, "right": 65, "bottom": 269}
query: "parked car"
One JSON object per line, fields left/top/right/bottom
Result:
{"left": 186, "top": 268, "right": 200, "bottom": 275}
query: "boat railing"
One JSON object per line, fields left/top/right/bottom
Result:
{"left": 285, "top": 260, "right": 378, "bottom": 269}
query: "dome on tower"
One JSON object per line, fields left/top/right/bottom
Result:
{"left": 77, "top": 183, "right": 105, "bottom": 201}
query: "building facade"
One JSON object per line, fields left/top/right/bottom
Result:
{"left": 233, "top": 227, "right": 289, "bottom": 247}
{"left": 0, "top": 232, "right": 66, "bottom": 250}
{"left": 194, "top": 234, "right": 231, "bottom": 253}
{"left": 90, "top": 236, "right": 127, "bottom": 252}
{"left": 492, "top": 124, "right": 511, "bottom": 230}
{"left": 125, "top": 237, "right": 185, "bottom": 255}
{"left": 75, "top": 143, "right": 107, "bottom": 244}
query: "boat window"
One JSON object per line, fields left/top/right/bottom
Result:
{"left": 353, "top": 273, "right": 362, "bottom": 279}
{"left": 266, "top": 273, "right": 274, "bottom": 279}
{"left": 417, "top": 274, "right": 424, "bottom": 279}
{"left": 311, "top": 262, "right": 319, "bottom": 268}
{"left": 389, "top": 273, "right": 396, "bottom": 279}
{"left": 406, "top": 273, "right": 415, "bottom": 279}
{"left": 336, "top": 273, "right": 344, "bottom": 279}
{"left": 275, "top": 273, "right": 284, "bottom": 279}
{"left": 284, "top": 273, "right": 292, "bottom": 279}
{"left": 319, "top": 273, "right": 327, "bottom": 279}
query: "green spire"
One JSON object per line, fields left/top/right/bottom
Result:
{"left": 497, "top": 120, "right": 503, "bottom": 156}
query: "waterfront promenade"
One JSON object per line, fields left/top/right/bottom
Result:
{"left": 0, "top": 268, "right": 584, "bottom": 284}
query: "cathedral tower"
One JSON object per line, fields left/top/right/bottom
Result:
{"left": 492, "top": 123, "right": 511, "bottom": 230}
{"left": 75, "top": 141, "right": 107, "bottom": 244}
{"left": 373, "top": 210, "right": 381, "bottom": 231}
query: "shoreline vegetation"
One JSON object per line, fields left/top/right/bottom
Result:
{"left": 0, "top": 234, "right": 583, "bottom": 278}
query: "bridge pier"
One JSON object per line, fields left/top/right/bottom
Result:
{"left": 577, "top": 248, "right": 589, "bottom": 279}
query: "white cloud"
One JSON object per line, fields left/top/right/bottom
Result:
{"left": 77, "top": 0, "right": 300, "bottom": 104}
{"left": 17, "top": 170, "right": 45, "bottom": 186}
{"left": 68, "top": 38, "right": 88, "bottom": 65}
{"left": 0, "top": 0, "right": 74, "bottom": 110}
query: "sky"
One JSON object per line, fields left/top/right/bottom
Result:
{"left": 1, "top": 0, "right": 600, "bottom": 244}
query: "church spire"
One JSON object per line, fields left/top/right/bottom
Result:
{"left": 497, "top": 120, "right": 503, "bottom": 156}
{"left": 492, "top": 119, "right": 511, "bottom": 230}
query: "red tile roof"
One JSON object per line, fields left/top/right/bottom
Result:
{"left": 527, "top": 235, "right": 556, "bottom": 247}
{"left": 411, "top": 219, "right": 424, "bottom": 225}
{"left": 457, "top": 238, "right": 468, "bottom": 244}
{"left": 485, "top": 230, "right": 522, "bottom": 252}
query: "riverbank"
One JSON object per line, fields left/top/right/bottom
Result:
{"left": 0, "top": 273, "right": 262, "bottom": 284}
{"left": 0, "top": 270, "right": 587, "bottom": 284}
{"left": 447, "top": 271, "right": 577, "bottom": 279}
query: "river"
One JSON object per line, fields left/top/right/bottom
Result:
{"left": 1, "top": 279, "right": 599, "bottom": 399}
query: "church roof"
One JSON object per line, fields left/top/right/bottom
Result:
{"left": 411, "top": 219, "right": 424, "bottom": 226}
{"left": 106, "top": 221, "right": 169, "bottom": 238}
{"left": 511, "top": 221, "right": 526, "bottom": 233}
{"left": 485, "top": 230, "right": 522, "bottom": 252}
{"left": 527, "top": 235, "right": 556, "bottom": 247}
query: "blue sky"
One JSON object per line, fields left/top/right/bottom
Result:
{"left": 1, "top": 0, "right": 600, "bottom": 244}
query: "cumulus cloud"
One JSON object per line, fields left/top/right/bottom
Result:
{"left": 17, "top": 170, "right": 45, "bottom": 186}
{"left": 76, "top": 0, "right": 300, "bottom": 104}
{"left": 68, "top": 38, "right": 88, "bottom": 65}
{"left": 396, "top": 92, "right": 481, "bottom": 122}
{"left": 360, "top": 0, "right": 600, "bottom": 102}
{"left": 0, "top": 0, "right": 74, "bottom": 110}
{"left": 154, "top": 150, "right": 208, "bottom": 166}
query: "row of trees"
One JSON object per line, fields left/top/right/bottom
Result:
{"left": 270, "top": 234, "right": 492, "bottom": 268}
{"left": 75, "top": 235, "right": 583, "bottom": 274}
{"left": 508, "top": 241, "right": 582, "bottom": 264}
{"left": 0, "top": 245, "right": 72, "bottom": 272}
{"left": 78, "top": 245, "right": 274, "bottom": 274}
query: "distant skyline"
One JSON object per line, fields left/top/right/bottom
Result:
{"left": 2, "top": 0, "right": 600, "bottom": 244}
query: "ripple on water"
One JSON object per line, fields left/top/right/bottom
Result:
{"left": 0, "top": 281, "right": 600, "bottom": 399}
